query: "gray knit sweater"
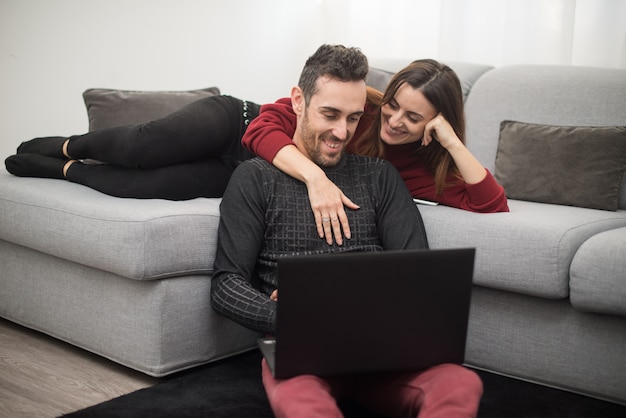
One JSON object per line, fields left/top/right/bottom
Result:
{"left": 211, "top": 155, "right": 428, "bottom": 334}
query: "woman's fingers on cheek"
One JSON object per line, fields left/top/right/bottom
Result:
{"left": 422, "top": 130, "right": 432, "bottom": 146}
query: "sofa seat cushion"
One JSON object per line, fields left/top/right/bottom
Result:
{"left": 418, "top": 200, "right": 626, "bottom": 299}
{"left": 0, "top": 172, "right": 221, "bottom": 280}
{"left": 570, "top": 227, "right": 626, "bottom": 316}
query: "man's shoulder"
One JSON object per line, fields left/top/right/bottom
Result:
{"left": 343, "top": 154, "right": 404, "bottom": 187}
{"left": 345, "top": 153, "right": 394, "bottom": 170}
{"left": 237, "top": 157, "right": 274, "bottom": 171}
{"left": 233, "top": 157, "right": 285, "bottom": 181}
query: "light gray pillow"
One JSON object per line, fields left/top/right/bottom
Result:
{"left": 495, "top": 120, "right": 626, "bottom": 211}
{"left": 83, "top": 87, "right": 220, "bottom": 131}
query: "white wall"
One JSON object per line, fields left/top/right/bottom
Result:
{"left": 0, "top": 0, "right": 331, "bottom": 161}
{"left": 2, "top": 0, "right": 624, "bottom": 162}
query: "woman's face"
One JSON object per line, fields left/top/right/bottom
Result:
{"left": 379, "top": 83, "right": 438, "bottom": 146}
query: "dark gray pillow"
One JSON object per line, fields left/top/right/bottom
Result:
{"left": 83, "top": 87, "right": 220, "bottom": 131}
{"left": 495, "top": 121, "right": 626, "bottom": 211}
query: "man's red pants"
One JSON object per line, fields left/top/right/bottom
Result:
{"left": 261, "top": 359, "right": 483, "bottom": 417}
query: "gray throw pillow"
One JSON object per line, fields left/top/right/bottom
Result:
{"left": 494, "top": 120, "right": 626, "bottom": 211}
{"left": 83, "top": 87, "right": 220, "bottom": 131}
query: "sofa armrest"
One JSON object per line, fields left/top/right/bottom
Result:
{"left": 570, "top": 227, "right": 626, "bottom": 316}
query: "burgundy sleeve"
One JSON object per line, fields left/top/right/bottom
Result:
{"left": 241, "top": 97, "right": 297, "bottom": 163}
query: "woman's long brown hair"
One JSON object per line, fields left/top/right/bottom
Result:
{"left": 355, "top": 60, "right": 466, "bottom": 195}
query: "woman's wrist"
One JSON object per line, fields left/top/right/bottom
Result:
{"left": 301, "top": 165, "right": 329, "bottom": 187}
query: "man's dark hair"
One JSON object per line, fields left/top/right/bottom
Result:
{"left": 298, "top": 44, "right": 369, "bottom": 104}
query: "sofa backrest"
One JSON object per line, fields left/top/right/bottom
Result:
{"left": 464, "top": 65, "right": 626, "bottom": 209}
{"left": 367, "top": 59, "right": 494, "bottom": 102}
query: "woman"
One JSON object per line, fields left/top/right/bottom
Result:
{"left": 242, "top": 59, "right": 509, "bottom": 244}
{"left": 5, "top": 95, "right": 260, "bottom": 200}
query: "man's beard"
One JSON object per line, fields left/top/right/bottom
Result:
{"left": 300, "top": 111, "right": 344, "bottom": 168}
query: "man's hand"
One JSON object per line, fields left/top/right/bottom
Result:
{"left": 270, "top": 289, "right": 278, "bottom": 302}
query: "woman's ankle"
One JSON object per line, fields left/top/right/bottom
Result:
{"left": 63, "top": 159, "right": 77, "bottom": 177}
{"left": 62, "top": 139, "right": 71, "bottom": 159}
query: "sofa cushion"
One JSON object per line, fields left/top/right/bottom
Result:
{"left": 417, "top": 199, "right": 626, "bottom": 299}
{"left": 0, "top": 172, "right": 220, "bottom": 280}
{"left": 464, "top": 65, "right": 626, "bottom": 209}
{"left": 570, "top": 227, "right": 626, "bottom": 316}
{"left": 83, "top": 86, "right": 220, "bottom": 131}
{"left": 0, "top": 239, "right": 259, "bottom": 376}
{"left": 494, "top": 121, "right": 626, "bottom": 211}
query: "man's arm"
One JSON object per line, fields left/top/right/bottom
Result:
{"left": 374, "top": 160, "right": 429, "bottom": 250}
{"left": 211, "top": 160, "right": 277, "bottom": 334}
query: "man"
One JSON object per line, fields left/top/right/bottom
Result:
{"left": 211, "top": 44, "right": 482, "bottom": 418}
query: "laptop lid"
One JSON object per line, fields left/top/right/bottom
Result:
{"left": 261, "top": 248, "right": 475, "bottom": 379}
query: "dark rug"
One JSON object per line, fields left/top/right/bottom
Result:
{"left": 62, "top": 350, "right": 626, "bottom": 418}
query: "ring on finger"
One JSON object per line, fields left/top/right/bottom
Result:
{"left": 322, "top": 217, "right": 330, "bottom": 223}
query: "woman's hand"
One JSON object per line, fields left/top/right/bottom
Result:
{"left": 271, "top": 144, "right": 359, "bottom": 245}
{"left": 423, "top": 113, "right": 487, "bottom": 185}
{"left": 422, "top": 113, "right": 462, "bottom": 150}
{"left": 307, "top": 175, "right": 359, "bottom": 246}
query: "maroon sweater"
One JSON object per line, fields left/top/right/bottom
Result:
{"left": 242, "top": 97, "right": 508, "bottom": 213}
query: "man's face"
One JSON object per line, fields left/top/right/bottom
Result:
{"left": 292, "top": 76, "right": 366, "bottom": 167}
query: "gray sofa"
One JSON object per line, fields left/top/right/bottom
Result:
{"left": 1, "top": 62, "right": 625, "bottom": 405}
{"left": 369, "top": 60, "right": 626, "bottom": 405}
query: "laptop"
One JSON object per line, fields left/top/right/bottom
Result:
{"left": 258, "top": 247, "right": 476, "bottom": 379}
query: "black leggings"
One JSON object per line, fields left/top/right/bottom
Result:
{"left": 65, "top": 95, "right": 259, "bottom": 200}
